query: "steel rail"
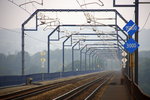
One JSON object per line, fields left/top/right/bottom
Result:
{"left": 85, "top": 74, "right": 113, "bottom": 100}
{"left": 0, "top": 72, "right": 100, "bottom": 100}
{"left": 53, "top": 73, "right": 112, "bottom": 100}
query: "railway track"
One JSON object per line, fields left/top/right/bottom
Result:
{"left": 53, "top": 73, "right": 112, "bottom": 100}
{"left": 0, "top": 72, "right": 105, "bottom": 100}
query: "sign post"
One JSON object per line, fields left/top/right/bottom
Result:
{"left": 123, "top": 19, "right": 139, "bottom": 84}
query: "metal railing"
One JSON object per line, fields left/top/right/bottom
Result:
{"left": 124, "top": 73, "right": 150, "bottom": 100}
{"left": 0, "top": 70, "right": 99, "bottom": 88}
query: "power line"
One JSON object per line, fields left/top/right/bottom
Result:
{"left": 0, "top": 26, "right": 21, "bottom": 34}
{"left": 0, "top": 26, "right": 47, "bottom": 44}
{"left": 0, "top": 26, "right": 61, "bottom": 47}
{"left": 8, "top": 0, "right": 31, "bottom": 14}
{"left": 139, "top": 11, "right": 150, "bottom": 32}
{"left": 19, "top": 0, "right": 43, "bottom": 7}
{"left": 8, "top": 0, "right": 43, "bottom": 15}
{"left": 24, "top": 33, "right": 47, "bottom": 44}
{"left": 75, "top": 0, "right": 117, "bottom": 32}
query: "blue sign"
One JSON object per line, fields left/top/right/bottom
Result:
{"left": 123, "top": 38, "right": 139, "bottom": 53}
{"left": 123, "top": 20, "right": 139, "bottom": 36}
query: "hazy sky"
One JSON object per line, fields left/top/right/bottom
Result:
{"left": 0, "top": 0, "right": 150, "bottom": 29}
{"left": 0, "top": 0, "right": 150, "bottom": 54}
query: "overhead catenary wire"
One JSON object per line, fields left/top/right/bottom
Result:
{"left": 7, "top": 0, "right": 119, "bottom": 47}
{"left": 9, "top": 0, "right": 114, "bottom": 40}
{"left": 0, "top": 26, "right": 45, "bottom": 44}
{"left": 59, "top": 25, "right": 117, "bottom": 44}
{"left": 139, "top": 11, "right": 150, "bottom": 32}
{"left": 75, "top": 0, "right": 118, "bottom": 34}
{"left": 8, "top": 0, "right": 61, "bottom": 31}
{"left": 75, "top": 0, "right": 104, "bottom": 23}
{"left": 73, "top": 0, "right": 117, "bottom": 43}
{"left": 19, "top": 0, "right": 43, "bottom": 7}
{"left": 7, "top": 1, "right": 61, "bottom": 45}
{"left": 0, "top": 26, "right": 21, "bottom": 34}
{"left": 8, "top": 0, "right": 43, "bottom": 15}
{"left": 83, "top": 0, "right": 87, "bottom": 9}
{"left": 0, "top": 26, "right": 57, "bottom": 46}
{"left": 8, "top": 0, "right": 31, "bottom": 14}
{"left": 30, "top": 0, "right": 38, "bottom": 12}
{"left": 24, "top": 33, "right": 47, "bottom": 44}
{"left": 81, "top": 1, "right": 104, "bottom": 7}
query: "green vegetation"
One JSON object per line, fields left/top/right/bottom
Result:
{"left": 0, "top": 49, "right": 78, "bottom": 75}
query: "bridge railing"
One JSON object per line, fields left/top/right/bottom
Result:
{"left": 0, "top": 70, "right": 99, "bottom": 88}
{"left": 124, "top": 73, "right": 150, "bottom": 100}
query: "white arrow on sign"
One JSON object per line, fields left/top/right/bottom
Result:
{"left": 122, "top": 58, "right": 127, "bottom": 63}
{"left": 122, "top": 51, "right": 127, "bottom": 57}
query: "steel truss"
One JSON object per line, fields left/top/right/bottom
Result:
{"left": 22, "top": 9, "right": 128, "bottom": 75}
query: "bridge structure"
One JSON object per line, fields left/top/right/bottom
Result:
{"left": 0, "top": 0, "right": 150, "bottom": 100}
{"left": 22, "top": 9, "right": 127, "bottom": 73}
{"left": 19, "top": 7, "right": 143, "bottom": 99}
